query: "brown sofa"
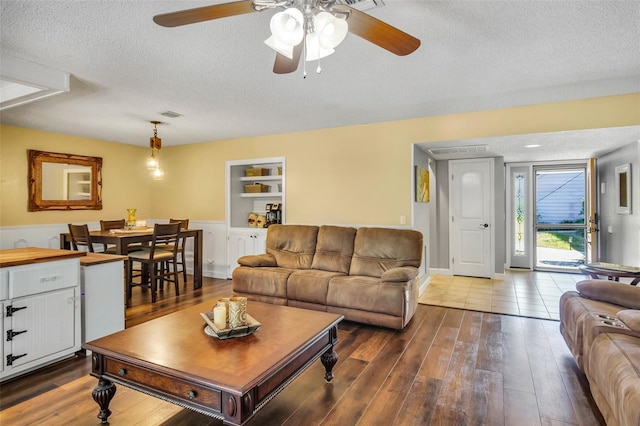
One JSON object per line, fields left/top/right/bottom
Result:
{"left": 232, "top": 224, "right": 423, "bottom": 329}
{"left": 559, "top": 279, "right": 640, "bottom": 426}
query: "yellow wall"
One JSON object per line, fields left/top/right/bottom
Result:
{"left": 0, "top": 127, "right": 152, "bottom": 225}
{"left": 2, "top": 93, "right": 639, "bottom": 227}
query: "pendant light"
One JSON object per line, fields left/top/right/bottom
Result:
{"left": 147, "top": 120, "right": 165, "bottom": 180}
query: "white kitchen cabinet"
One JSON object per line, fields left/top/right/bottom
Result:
{"left": 227, "top": 228, "right": 267, "bottom": 277}
{"left": 0, "top": 249, "right": 83, "bottom": 382}
{"left": 80, "top": 253, "right": 126, "bottom": 344}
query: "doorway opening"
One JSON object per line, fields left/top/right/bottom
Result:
{"left": 534, "top": 166, "right": 587, "bottom": 271}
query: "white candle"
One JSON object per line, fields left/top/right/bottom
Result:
{"left": 213, "top": 306, "right": 226, "bottom": 330}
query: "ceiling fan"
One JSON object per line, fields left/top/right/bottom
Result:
{"left": 153, "top": 0, "right": 420, "bottom": 75}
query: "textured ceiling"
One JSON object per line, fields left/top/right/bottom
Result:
{"left": 1, "top": 0, "right": 639, "bottom": 162}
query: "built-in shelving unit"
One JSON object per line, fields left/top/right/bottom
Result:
{"left": 226, "top": 157, "right": 285, "bottom": 277}
{"left": 226, "top": 157, "right": 285, "bottom": 228}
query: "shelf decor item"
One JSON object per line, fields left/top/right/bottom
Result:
{"left": 244, "top": 183, "right": 270, "bottom": 193}
{"left": 245, "top": 168, "right": 269, "bottom": 177}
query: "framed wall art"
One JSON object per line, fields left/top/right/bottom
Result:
{"left": 415, "top": 165, "right": 430, "bottom": 203}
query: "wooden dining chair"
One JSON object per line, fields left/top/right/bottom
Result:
{"left": 171, "top": 218, "right": 189, "bottom": 284}
{"left": 68, "top": 224, "right": 95, "bottom": 252}
{"left": 99, "top": 219, "right": 125, "bottom": 254}
{"left": 156, "top": 218, "right": 190, "bottom": 286}
{"left": 127, "top": 222, "right": 181, "bottom": 304}
{"left": 100, "top": 219, "right": 143, "bottom": 254}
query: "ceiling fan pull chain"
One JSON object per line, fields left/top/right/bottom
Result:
{"left": 303, "top": 33, "right": 308, "bottom": 78}
{"left": 316, "top": 58, "right": 322, "bottom": 74}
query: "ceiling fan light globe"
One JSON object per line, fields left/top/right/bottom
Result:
{"left": 313, "top": 12, "right": 348, "bottom": 49}
{"left": 270, "top": 8, "right": 304, "bottom": 47}
{"left": 305, "top": 32, "right": 335, "bottom": 61}
{"left": 264, "top": 35, "right": 295, "bottom": 59}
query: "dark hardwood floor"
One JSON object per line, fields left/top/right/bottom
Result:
{"left": 0, "top": 276, "right": 605, "bottom": 425}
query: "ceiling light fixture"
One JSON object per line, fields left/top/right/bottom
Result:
{"left": 0, "top": 54, "right": 70, "bottom": 110}
{"left": 147, "top": 121, "right": 165, "bottom": 180}
{"left": 261, "top": 0, "right": 349, "bottom": 75}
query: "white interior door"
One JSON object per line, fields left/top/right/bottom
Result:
{"left": 450, "top": 159, "right": 493, "bottom": 278}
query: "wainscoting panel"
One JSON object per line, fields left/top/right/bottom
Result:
{"left": 0, "top": 221, "right": 229, "bottom": 279}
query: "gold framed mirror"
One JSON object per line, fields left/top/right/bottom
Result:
{"left": 28, "top": 150, "right": 102, "bottom": 211}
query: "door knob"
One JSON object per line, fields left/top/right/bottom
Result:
{"left": 481, "top": 223, "right": 489, "bottom": 228}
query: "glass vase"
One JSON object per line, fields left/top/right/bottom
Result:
{"left": 126, "top": 209, "right": 137, "bottom": 227}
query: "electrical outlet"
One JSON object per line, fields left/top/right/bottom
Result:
{"left": 400, "top": 215, "right": 406, "bottom": 225}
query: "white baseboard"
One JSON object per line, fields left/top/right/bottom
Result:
{"left": 418, "top": 273, "right": 431, "bottom": 296}
{"left": 429, "top": 268, "right": 452, "bottom": 276}
{"left": 493, "top": 272, "right": 507, "bottom": 281}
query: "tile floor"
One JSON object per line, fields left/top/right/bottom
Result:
{"left": 419, "top": 269, "right": 586, "bottom": 320}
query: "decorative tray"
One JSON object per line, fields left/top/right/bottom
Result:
{"left": 200, "top": 312, "right": 261, "bottom": 340}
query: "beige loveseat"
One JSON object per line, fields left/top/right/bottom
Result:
{"left": 232, "top": 224, "right": 423, "bottom": 329}
{"left": 559, "top": 279, "right": 640, "bottom": 426}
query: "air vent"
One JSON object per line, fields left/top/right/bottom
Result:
{"left": 337, "top": 0, "right": 384, "bottom": 11}
{"left": 160, "top": 110, "right": 183, "bottom": 118}
{"left": 427, "top": 145, "right": 488, "bottom": 155}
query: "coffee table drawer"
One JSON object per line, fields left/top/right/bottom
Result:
{"left": 105, "top": 358, "right": 222, "bottom": 412}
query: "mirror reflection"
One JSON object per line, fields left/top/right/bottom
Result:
{"left": 41, "top": 162, "right": 92, "bottom": 200}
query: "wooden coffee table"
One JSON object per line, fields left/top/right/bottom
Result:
{"left": 83, "top": 301, "right": 343, "bottom": 425}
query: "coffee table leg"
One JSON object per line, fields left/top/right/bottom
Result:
{"left": 92, "top": 378, "right": 116, "bottom": 424}
{"left": 321, "top": 346, "right": 338, "bottom": 383}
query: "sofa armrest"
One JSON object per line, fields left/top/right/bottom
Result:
{"left": 576, "top": 279, "right": 640, "bottom": 310}
{"left": 619, "top": 310, "right": 640, "bottom": 333}
{"left": 237, "top": 254, "right": 277, "bottom": 267}
{"left": 381, "top": 266, "right": 419, "bottom": 283}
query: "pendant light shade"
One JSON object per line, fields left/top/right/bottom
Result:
{"left": 146, "top": 120, "right": 165, "bottom": 180}
{"left": 146, "top": 151, "right": 159, "bottom": 170}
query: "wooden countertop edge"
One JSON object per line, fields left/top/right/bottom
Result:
{"left": 81, "top": 253, "right": 127, "bottom": 266}
{"left": 0, "top": 248, "right": 86, "bottom": 268}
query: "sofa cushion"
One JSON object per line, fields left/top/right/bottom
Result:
{"left": 265, "top": 224, "right": 319, "bottom": 269}
{"left": 327, "top": 275, "right": 410, "bottom": 317}
{"left": 349, "top": 227, "right": 422, "bottom": 278}
{"left": 587, "top": 332, "right": 640, "bottom": 426}
{"left": 287, "top": 269, "right": 346, "bottom": 305}
{"left": 310, "top": 225, "right": 357, "bottom": 274}
{"left": 232, "top": 266, "right": 296, "bottom": 300}
{"left": 576, "top": 279, "right": 640, "bottom": 309}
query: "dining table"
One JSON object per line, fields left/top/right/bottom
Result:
{"left": 60, "top": 227, "right": 204, "bottom": 289}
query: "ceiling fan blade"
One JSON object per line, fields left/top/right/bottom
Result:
{"left": 273, "top": 43, "right": 303, "bottom": 74}
{"left": 153, "top": 1, "right": 257, "bottom": 27}
{"left": 344, "top": 7, "right": 420, "bottom": 56}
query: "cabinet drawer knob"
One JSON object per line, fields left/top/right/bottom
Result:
{"left": 119, "top": 368, "right": 127, "bottom": 376}
{"left": 187, "top": 390, "right": 196, "bottom": 400}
